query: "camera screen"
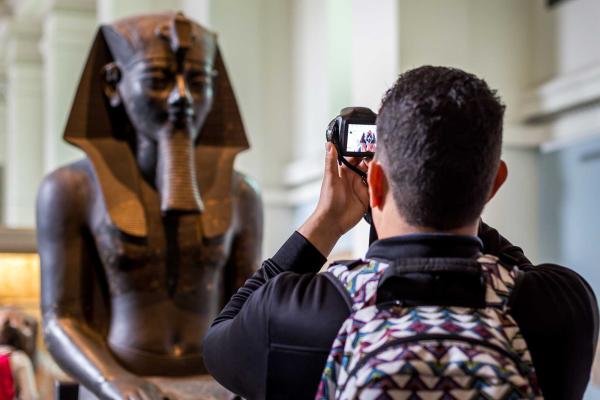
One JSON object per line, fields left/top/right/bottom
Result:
{"left": 346, "top": 124, "right": 377, "bottom": 153}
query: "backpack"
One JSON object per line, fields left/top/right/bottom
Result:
{"left": 316, "top": 254, "right": 543, "bottom": 400}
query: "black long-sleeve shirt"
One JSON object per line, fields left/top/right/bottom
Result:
{"left": 203, "top": 223, "right": 599, "bottom": 399}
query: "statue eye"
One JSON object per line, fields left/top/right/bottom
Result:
{"left": 189, "top": 73, "right": 212, "bottom": 91}
{"left": 141, "top": 71, "right": 171, "bottom": 91}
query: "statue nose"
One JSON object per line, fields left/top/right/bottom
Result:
{"left": 168, "top": 74, "right": 192, "bottom": 109}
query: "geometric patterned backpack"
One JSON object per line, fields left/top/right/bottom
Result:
{"left": 316, "top": 254, "right": 543, "bottom": 400}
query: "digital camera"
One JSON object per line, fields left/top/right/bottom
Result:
{"left": 326, "top": 107, "right": 377, "bottom": 158}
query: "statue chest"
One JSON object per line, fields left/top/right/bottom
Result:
{"left": 91, "top": 212, "right": 235, "bottom": 297}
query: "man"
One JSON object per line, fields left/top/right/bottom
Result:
{"left": 203, "top": 66, "right": 599, "bottom": 399}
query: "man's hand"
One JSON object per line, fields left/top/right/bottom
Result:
{"left": 298, "top": 143, "right": 369, "bottom": 257}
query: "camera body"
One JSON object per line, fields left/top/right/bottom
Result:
{"left": 326, "top": 107, "right": 377, "bottom": 157}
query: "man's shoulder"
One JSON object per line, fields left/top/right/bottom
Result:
{"left": 266, "top": 269, "right": 352, "bottom": 308}
{"left": 512, "top": 262, "right": 598, "bottom": 331}
{"left": 517, "top": 262, "right": 596, "bottom": 302}
{"left": 263, "top": 271, "right": 353, "bottom": 347}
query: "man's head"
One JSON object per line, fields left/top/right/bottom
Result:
{"left": 368, "top": 66, "right": 507, "bottom": 235}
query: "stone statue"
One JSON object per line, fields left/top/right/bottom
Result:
{"left": 36, "top": 12, "right": 262, "bottom": 400}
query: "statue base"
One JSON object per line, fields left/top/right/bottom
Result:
{"left": 78, "top": 375, "right": 235, "bottom": 400}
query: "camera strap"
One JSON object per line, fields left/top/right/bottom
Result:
{"left": 334, "top": 149, "right": 378, "bottom": 244}
{"left": 364, "top": 208, "right": 378, "bottom": 244}
{"left": 337, "top": 153, "right": 368, "bottom": 184}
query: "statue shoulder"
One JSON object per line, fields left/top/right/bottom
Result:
{"left": 231, "top": 171, "right": 263, "bottom": 228}
{"left": 36, "top": 158, "right": 95, "bottom": 220}
{"left": 232, "top": 171, "right": 262, "bottom": 204}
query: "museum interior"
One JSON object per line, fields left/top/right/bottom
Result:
{"left": 0, "top": 0, "right": 596, "bottom": 398}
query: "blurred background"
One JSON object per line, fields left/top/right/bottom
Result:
{"left": 0, "top": 0, "right": 597, "bottom": 397}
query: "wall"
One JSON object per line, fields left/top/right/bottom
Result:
{"left": 397, "top": 0, "right": 541, "bottom": 261}
{"left": 209, "top": 0, "right": 295, "bottom": 257}
{"left": 531, "top": 0, "right": 600, "bottom": 83}
{"left": 281, "top": 0, "right": 400, "bottom": 258}
{"left": 527, "top": 0, "right": 600, "bottom": 396}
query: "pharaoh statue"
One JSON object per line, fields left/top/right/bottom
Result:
{"left": 36, "top": 12, "right": 262, "bottom": 400}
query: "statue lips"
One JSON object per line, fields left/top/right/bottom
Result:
{"left": 168, "top": 106, "right": 194, "bottom": 129}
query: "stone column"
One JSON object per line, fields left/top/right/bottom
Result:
{"left": 97, "top": 0, "right": 209, "bottom": 24}
{"left": 4, "top": 17, "right": 44, "bottom": 227}
{"left": 0, "top": 68, "right": 8, "bottom": 224}
{"left": 41, "top": 0, "right": 96, "bottom": 173}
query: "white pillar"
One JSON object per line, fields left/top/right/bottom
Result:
{"left": 97, "top": 0, "right": 209, "bottom": 23}
{"left": 290, "top": 0, "right": 333, "bottom": 165}
{"left": 349, "top": 0, "right": 399, "bottom": 257}
{"left": 41, "top": 0, "right": 96, "bottom": 172}
{"left": 4, "top": 18, "right": 44, "bottom": 227}
{"left": 0, "top": 69, "right": 7, "bottom": 224}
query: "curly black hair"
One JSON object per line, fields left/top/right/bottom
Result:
{"left": 377, "top": 66, "right": 505, "bottom": 230}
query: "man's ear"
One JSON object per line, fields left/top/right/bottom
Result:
{"left": 101, "top": 62, "right": 122, "bottom": 108}
{"left": 367, "top": 160, "right": 385, "bottom": 209}
{"left": 488, "top": 160, "right": 508, "bottom": 202}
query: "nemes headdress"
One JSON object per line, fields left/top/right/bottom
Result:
{"left": 64, "top": 12, "right": 248, "bottom": 239}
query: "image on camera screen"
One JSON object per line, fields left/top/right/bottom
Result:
{"left": 346, "top": 124, "right": 377, "bottom": 153}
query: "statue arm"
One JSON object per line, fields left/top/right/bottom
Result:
{"left": 225, "top": 173, "right": 264, "bottom": 296}
{"left": 36, "top": 170, "right": 158, "bottom": 400}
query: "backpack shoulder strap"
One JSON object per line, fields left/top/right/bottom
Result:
{"left": 326, "top": 259, "right": 390, "bottom": 312}
{"left": 478, "top": 254, "right": 521, "bottom": 309}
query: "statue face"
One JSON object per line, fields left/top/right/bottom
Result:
{"left": 117, "top": 57, "right": 215, "bottom": 141}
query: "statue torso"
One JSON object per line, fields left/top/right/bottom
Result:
{"left": 84, "top": 159, "right": 238, "bottom": 375}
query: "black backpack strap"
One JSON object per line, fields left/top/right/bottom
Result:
{"left": 376, "top": 257, "right": 487, "bottom": 308}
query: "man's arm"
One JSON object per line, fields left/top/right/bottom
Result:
{"left": 204, "top": 144, "right": 367, "bottom": 398}
{"left": 511, "top": 262, "right": 598, "bottom": 399}
{"left": 478, "top": 221, "right": 532, "bottom": 266}
{"left": 204, "top": 232, "right": 328, "bottom": 398}
{"left": 211, "top": 232, "right": 326, "bottom": 325}
{"left": 478, "top": 222, "right": 599, "bottom": 398}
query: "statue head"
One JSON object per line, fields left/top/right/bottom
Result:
{"left": 102, "top": 13, "right": 216, "bottom": 143}
{"left": 64, "top": 12, "right": 248, "bottom": 238}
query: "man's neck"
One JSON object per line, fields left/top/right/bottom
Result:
{"left": 375, "top": 216, "right": 479, "bottom": 240}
